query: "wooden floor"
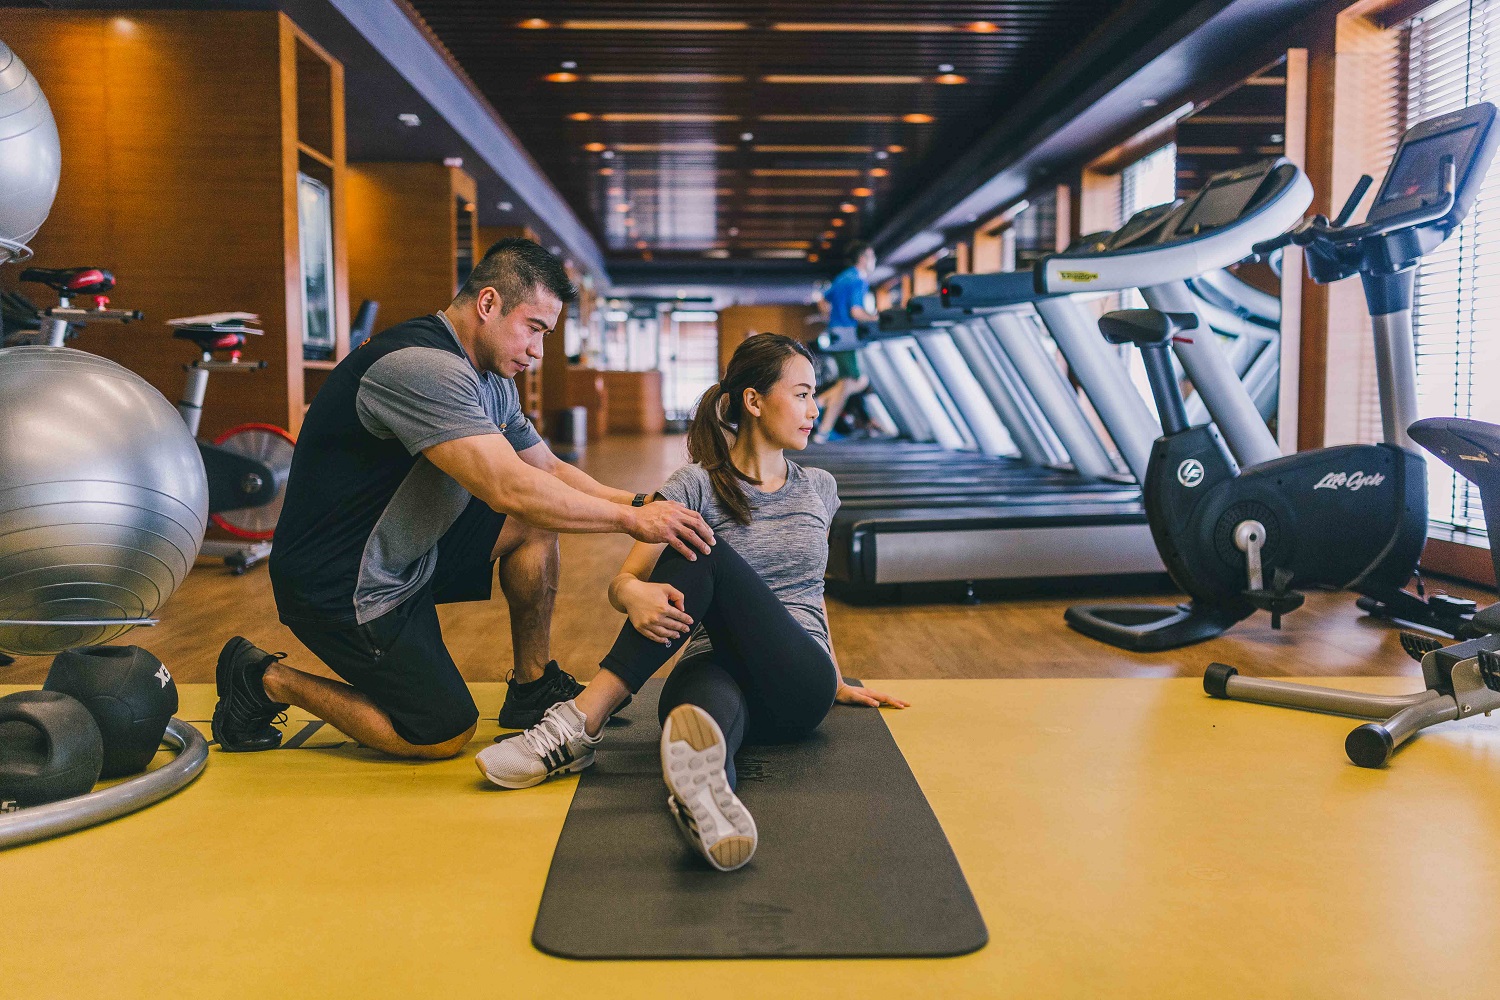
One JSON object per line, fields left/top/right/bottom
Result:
{"left": 5, "top": 432, "right": 1490, "bottom": 687}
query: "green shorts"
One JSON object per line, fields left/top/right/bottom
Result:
{"left": 832, "top": 350, "right": 863, "bottom": 380}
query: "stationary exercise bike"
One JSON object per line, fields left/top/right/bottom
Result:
{"left": 1205, "top": 416, "right": 1500, "bottom": 767}
{"left": 1064, "top": 104, "right": 1500, "bottom": 651}
{"left": 10, "top": 268, "right": 292, "bottom": 573}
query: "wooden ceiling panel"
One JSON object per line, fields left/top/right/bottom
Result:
{"left": 407, "top": 1, "right": 1141, "bottom": 266}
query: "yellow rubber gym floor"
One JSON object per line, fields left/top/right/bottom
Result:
{"left": 6, "top": 677, "right": 1499, "bottom": 999}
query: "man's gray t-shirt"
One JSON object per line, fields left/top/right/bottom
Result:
{"left": 655, "top": 460, "right": 841, "bottom": 659}
{"left": 349, "top": 313, "right": 541, "bottom": 623}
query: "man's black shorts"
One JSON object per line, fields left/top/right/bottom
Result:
{"left": 287, "top": 497, "right": 505, "bottom": 746}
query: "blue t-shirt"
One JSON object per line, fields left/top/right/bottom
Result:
{"left": 823, "top": 266, "right": 868, "bottom": 330}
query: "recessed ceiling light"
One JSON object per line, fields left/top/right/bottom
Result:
{"left": 615, "top": 204, "right": 631, "bottom": 213}
{"left": 444, "top": 157, "right": 463, "bottom": 167}
{"left": 741, "top": 132, "right": 755, "bottom": 142}
{"left": 887, "top": 145, "right": 905, "bottom": 153}
{"left": 840, "top": 203, "right": 858, "bottom": 213}
{"left": 870, "top": 167, "right": 890, "bottom": 177}
{"left": 546, "top": 72, "right": 579, "bottom": 83}
{"left": 590, "top": 113, "right": 738, "bottom": 123}
{"left": 705, "top": 249, "right": 731, "bottom": 258}
{"left": 397, "top": 112, "right": 421, "bottom": 127}
{"left": 902, "top": 113, "right": 935, "bottom": 123}
{"left": 568, "top": 112, "right": 593, "bottom": 121}
{"left": 562, "top": 19, "right": 748, "bottom": 30}
{"left": 965, "top": 21, "right": 1000, "bottom": 33}
{"left": 550, "top": 246, "right": 562, "bottom": 254}
{"left": 587, "top": 73, "right": 744, "bottom": 84}
{"left": 497, "top": 201, "right": 514, "bottom": 211}
{"left": 636, "top": 240, "right": 648, "bottom": 248}
{"left": 808, "top": 254, "right": 820, "bottom": 262}
{"left": 935, "top": 73, "right": 967, "bottom": 85}
{"left": 938, "top": 64, "right": 955, "bottom": 73}
{"left": 600, "top": 150, "right": 615, "bottom": 159}
{"left": 754, "top": 144, "right": 874, "bottom": 154}
{"left": 584, "top": 142, "right": 607, "bottom": 152}
{"left": 851, "top": 187, "right": 872, "bottom": 197}
{"left": 831, "top": 219, "right": 845, "bottom": 227}
{"left": 762, "top": 74, "right": 926, "bottom": 85}
{"left": 561, "top": 60, "right": 578, "bottom": 70}
{"left": 598, "top": 167, "right": 614, "bottom": 175}
{"left": 518, "top": 18, "right": 550, "bottom": 29}
{"left": 875, "top": 151, "right": 889, "bottom": 161}
{"left": 676, "top": 288, "right": 687, "bottom": 297}
{"left": 728, "top": 227, "right": 740, "bottom": 236}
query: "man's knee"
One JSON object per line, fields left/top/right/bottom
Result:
{"left": 493, "top": 516, "right": 560, "bottom": 564}
{"left": 400, "top": 721, "right": 477, "bottom": 760}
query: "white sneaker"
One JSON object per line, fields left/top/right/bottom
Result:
{"left": 660, "top": 703, "right": 757, "bottom": 871}
{"left": 475, "top": 700, "right": 600, "bottom": 789}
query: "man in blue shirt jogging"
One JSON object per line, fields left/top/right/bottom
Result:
{"left": 815, "top": 240, "right": 878, "bottom": 441}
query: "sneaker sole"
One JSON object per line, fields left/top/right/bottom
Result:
{"left": 211, "top": 637, "right": 282, "bottom": 753}
{"left": 475, "top": 746, "right": 595, "bottom": 789}
{"left": 661, "top": 704, "right": 756, "bottom": 871}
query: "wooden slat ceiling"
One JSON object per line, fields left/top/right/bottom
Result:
{"left": 406, "top": 2, "right": 1137, "bottom": 268}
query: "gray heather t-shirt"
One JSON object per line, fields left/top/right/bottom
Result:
{"left": 655, "top": 460, "right": 841, "bottom": 659}
{"left": 350, "top": 313, "right": 541, "bottom": 623}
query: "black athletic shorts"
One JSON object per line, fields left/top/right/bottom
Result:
{"left": 287, "top": 497, "right": 505, "bottom": 746}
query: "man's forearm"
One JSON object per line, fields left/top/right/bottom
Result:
{"left": 551, "top": 460, "right": 637, "bottom": 504}
{"left": 487, "top": 461, "right": 636, "bottom": 533}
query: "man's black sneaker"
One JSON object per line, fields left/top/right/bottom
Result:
{"left": 212, "top": 636, "right": 291, "bottom": 752}
{"left": 496, "top": 661, "right": 633, "bottom": 730}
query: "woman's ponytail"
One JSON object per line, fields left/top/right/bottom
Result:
{"left": 686, "top": 381, "right": 754, "bottom": 525}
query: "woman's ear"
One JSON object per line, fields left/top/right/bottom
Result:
{"left": 742, "top": 386, "right": 763, "bottom": 418}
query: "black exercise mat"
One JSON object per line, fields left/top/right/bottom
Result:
{"left": 532, "top": 681, "right": 988, "bottom": 959}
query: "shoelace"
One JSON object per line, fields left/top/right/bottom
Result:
{"left": 520, "top": 705, "right": 581, "bottom": 757}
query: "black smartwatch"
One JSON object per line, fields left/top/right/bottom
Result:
{"left": 632, "top": 493, "right": 648, "bottom": 507}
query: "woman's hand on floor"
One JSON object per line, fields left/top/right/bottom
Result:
{"left": 620, "top": 579, "right": 694, "bottom": 645}
{"left": 835, "top": 683, "right": 910, "bottom": 709}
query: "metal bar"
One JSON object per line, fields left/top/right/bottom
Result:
{"left": 916, "top": 332, "right": 1015, "bottom": 457}
{"left": 1223, "top": 674, "right": 1441, "bottom": 719}
{"left": 0, "top": 618, "right": 158, "bottom": 627}
{"left": 0, "top": 718, "right": 209, "bottom": 851}
{"left": 948, "top": 321, "right": 1055, "bottom": 465}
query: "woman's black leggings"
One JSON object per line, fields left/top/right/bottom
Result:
{"left": 598, "top": 539, "right": 840, "bottom": 787}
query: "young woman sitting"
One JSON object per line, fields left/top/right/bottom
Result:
{"left": 475, "top": 332, "right": 907, "bottom": 871}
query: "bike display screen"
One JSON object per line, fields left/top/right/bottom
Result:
{"left": 1379, "top": 122, "right": 1479, "bottom": 203}
{"left": 1177, "top": 172, "right": 1266, "bottom": 233}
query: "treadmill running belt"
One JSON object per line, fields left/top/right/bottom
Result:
{"left": 532, "top": 681, "right": 988, "bottom": 959}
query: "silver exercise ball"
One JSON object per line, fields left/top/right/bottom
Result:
{"left": 0, "top": 39, "right": 61, "bottom": 263}
{"left": 0, "top": 347, "right": 209, "bottom": 656}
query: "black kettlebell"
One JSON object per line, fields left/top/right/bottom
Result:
{"left": 0, "top": 690, "right": 104, "bottom": 811}
{"left": 44, "top": 646, "right": 178, "bottom": 779}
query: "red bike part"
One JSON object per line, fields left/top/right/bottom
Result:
{"left": 209, "top": 422, "right": 296, "bottom": 541}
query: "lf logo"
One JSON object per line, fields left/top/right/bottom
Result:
{"left": 1, "top": 800, "right": 18, "bottom": 814}
{"left": 155, "top": 664, "right": 172, "bottom": 688}
{"left": 1177, "top": 459, "right": 1205, "bottom": 488}
{"left": 1314, "top": 471, "right": 1386, "bottom": 491}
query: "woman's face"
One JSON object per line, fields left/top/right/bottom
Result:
{"left": 745, "top": 355, "right": 820, "bottom": 450}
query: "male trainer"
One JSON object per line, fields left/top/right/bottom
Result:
{"left": 814, "top": 240, "right": 878, "bottom": 441}
{"left": 212, "top": 239, "right": 714, "bottom": 760}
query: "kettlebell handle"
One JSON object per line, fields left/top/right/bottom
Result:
{"left": 0, "top": 702, "right": 53, "bottom": 757}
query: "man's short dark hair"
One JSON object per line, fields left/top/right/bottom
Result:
{"left": 456, "top": 237, "right": 577, "bottom": 311}
{"left": 843, "top": 240, "right": 872, "bottom": 268}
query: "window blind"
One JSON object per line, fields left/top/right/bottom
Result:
{"left": 1406, "top": 0, "right": 1500, "bottom": 537}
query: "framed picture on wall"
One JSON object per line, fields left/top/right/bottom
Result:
{"left": 298, "top": 172, "right": 337, "bottom": 360}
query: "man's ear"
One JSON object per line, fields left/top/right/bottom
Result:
{"left": 477, "top": 287, "right": 503, "bottom": 321}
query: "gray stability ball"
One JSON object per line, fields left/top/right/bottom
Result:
{"left": 0, "top": 39, "right": 61, "bottom": 263}
{"left": 0, "top": 347, "right": 209, "bottom": 656}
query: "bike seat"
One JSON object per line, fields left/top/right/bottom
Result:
{"left": 173, "top": 327, "right": 245, "bottom": 352}
{"left": 1098, "top": 309, "right": 1200, "bottom": 347}
{"left": 1409, "top": 417, "right": 1500, "bottom": 485}
{"left": 18, "top": 267, "right": 115, "bottom": 295}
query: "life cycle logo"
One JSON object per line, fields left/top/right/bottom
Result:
{"left": 1313, "top": 471, "right": 1386, "bottom": 492}
{"left": 1177, "top": 458, "right": 1205, "bottom": 488}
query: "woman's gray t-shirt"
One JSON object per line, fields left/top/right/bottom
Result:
{"left": 655, "top": 460, "right": 841, "bottom": 659}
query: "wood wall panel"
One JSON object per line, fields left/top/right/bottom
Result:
{"left": 716, "top": 304, "right": 816, "bottom": 373}
{"left": 347, "top": 163, "right": 474, "bottom": 331}
{"left": 600, "top": 370, "right": 665, "bottom": 434}
{"left": 0, "top": 10, "right": 312, "bottom": 439}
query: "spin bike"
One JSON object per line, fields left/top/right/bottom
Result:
{"left": 1206, "top": 416, "right": 1500, "bottom": 767}
{"left": 13, "top": 267, "right": 293, "bottom": 573}
{"left": 1062, "top": 104, "right": 1500, "bottom": 650}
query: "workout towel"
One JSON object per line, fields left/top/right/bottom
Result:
{"left": 532, "top": 680, "right": 988, "bottom": 959}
